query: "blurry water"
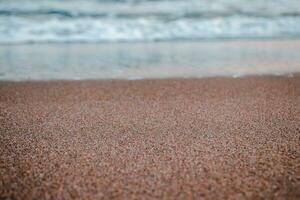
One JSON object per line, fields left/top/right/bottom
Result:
{"left": 1, "top": 40, "right": 300, "bottom": 80}
{"left": 1, "top": 0, "right": 300, "bottom": 43}
{"left": 1, "top": 0, "right": 300, "bottom": 80}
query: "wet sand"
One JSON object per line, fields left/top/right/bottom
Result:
{"left": 1, "top": 75, "right": 300, "bottom": 199}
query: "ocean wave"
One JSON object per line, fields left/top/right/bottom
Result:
{"left": 2, "top": 9, "right": 300, "bottom": 20}
{"left": 1, "top": 16, "right": 300, "bottom": 43}
{"left": 1, "top": 0, "right": 300, "bottom": 43}
{"left": 1, "top": 0, "right": 300, "bottom": 19}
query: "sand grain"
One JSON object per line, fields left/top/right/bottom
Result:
{"left": 1, "top": 76, "right": 300, "bottom": 199}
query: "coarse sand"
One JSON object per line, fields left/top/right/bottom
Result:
{"left": 1, "top": 75, "right": 300, "bottom": 199}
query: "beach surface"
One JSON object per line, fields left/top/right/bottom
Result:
{"left": 1, "top": 75, "right": 300, "bottom": 199}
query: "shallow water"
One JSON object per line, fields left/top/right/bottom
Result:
{"left": 1, "top": 40, "right": 300, "bottom": 80}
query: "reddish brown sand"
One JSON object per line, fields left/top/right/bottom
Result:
{"left": 1, "top": 75, "right": 300, "bottom": 200}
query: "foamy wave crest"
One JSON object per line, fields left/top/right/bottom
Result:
{"left": 1, "top": 0, "right": 300, "bottom": 43}
{"left": 1, "top": 16, "right": 300, "bottom": 43}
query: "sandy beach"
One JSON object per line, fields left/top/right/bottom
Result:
{"left": 1, "top": 75, "right": 300, "bottom": 199}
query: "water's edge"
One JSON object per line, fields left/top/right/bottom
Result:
{"left": 1, "top": 39, "right": 300, "bottom": 81}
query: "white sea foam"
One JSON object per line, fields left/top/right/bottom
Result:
{"left": 1, "top": 0, "right": 300, "bottom": 43}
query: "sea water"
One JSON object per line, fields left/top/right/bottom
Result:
{"left": 1, "top": 0, "right": 300, "bottom": 43}
{"left": 0, "top": 0, "right": 300, "bottom": 80}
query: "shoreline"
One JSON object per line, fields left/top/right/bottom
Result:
{"left": 0, "top": 72, "right": 298, "bottom": 83}
{"left": 1, "top": 75, "right": 300, "bottom": 199}
{"left": 1, "top": 39, "right": 300, "bottom": 81}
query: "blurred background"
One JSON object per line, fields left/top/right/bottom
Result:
{"left": 0, "top": 0, "right": 300, "bottom": 80}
